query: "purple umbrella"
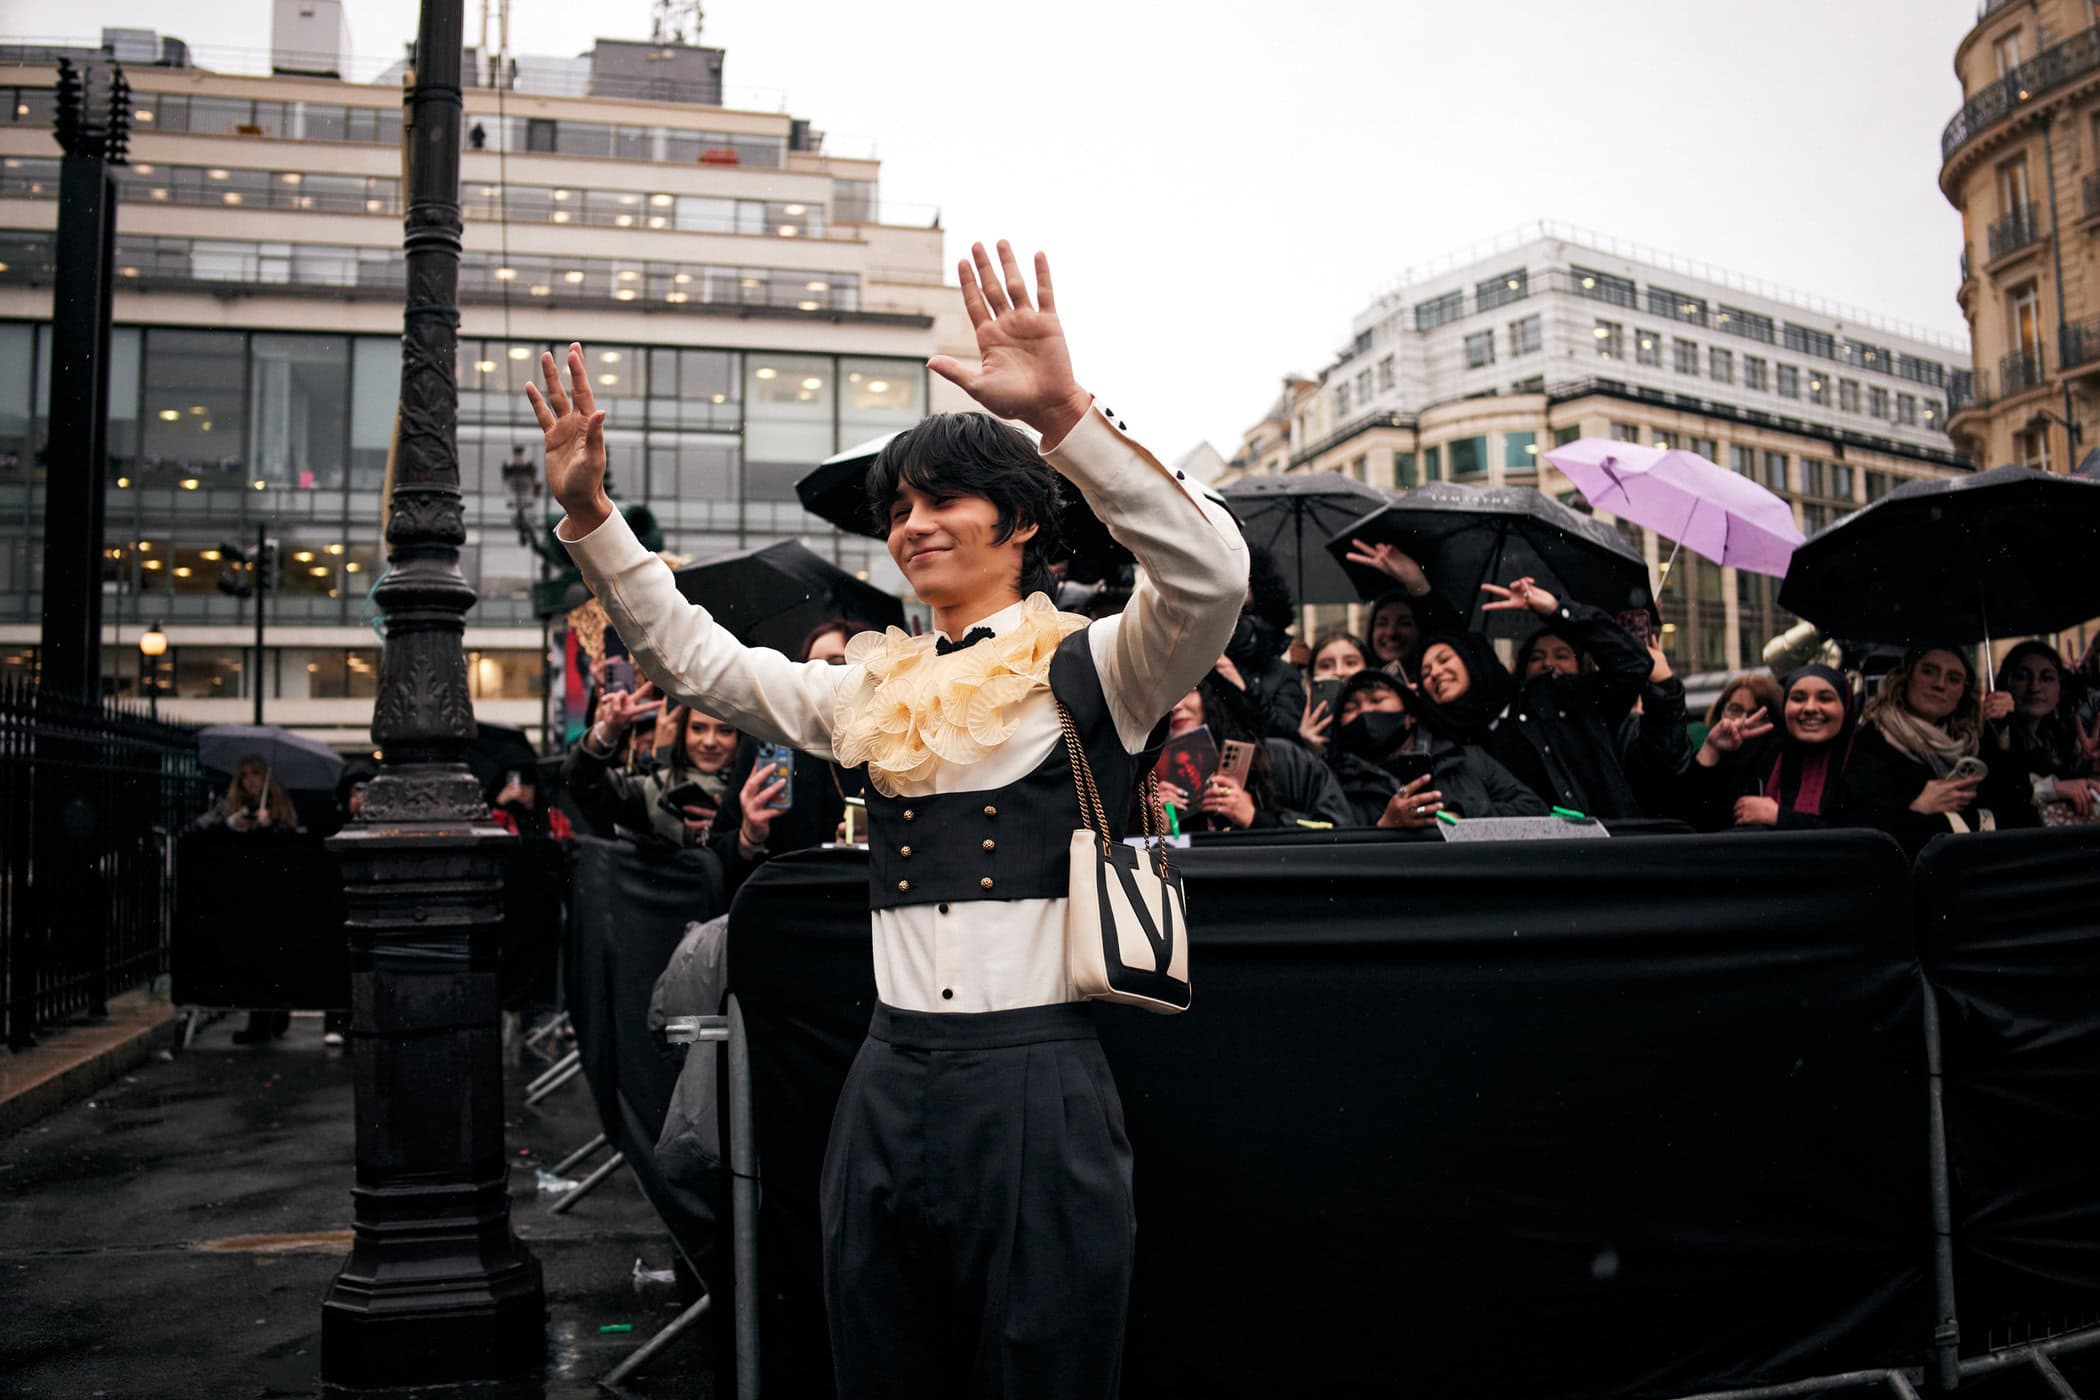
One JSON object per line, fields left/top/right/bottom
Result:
{"left": 1543, "top": 438, "right": 1803, "bottom": 588}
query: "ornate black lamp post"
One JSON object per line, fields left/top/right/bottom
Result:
{"left": 320, "top": 0, "right": 545, "bottom": 1389}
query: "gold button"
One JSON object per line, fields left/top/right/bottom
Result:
{"left": 903, "top": 809, "right": 915, "bottom": 822}
{"left": 982, "top": 838, "right": 996, "bottom": 851}
{"left": 900, "top": 845, "right": 912, "bottom": 858}
{"left": 897, "top": 879, "right": 911, "bottom": 893}
{"left": 982, "top": 805, "right": 998, "bottom": 817}
{"left": 980, "top": 876, "right": 994, "bottom": 890}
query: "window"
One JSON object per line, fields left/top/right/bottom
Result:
{"left": 1842, "top": 339, "right": 1890, "bottom": 372}
{"left": 1571, "top": 266, "right": 1636, "bottom": 307}
{"left": 0, "top": 322, "right": 32, "bottom": 475}
{"left": 526, "top": 118, "right": 557, "bottom": 152}
{"left": 1477, "top": 269, "right": 1528, "bottom": 311}
{"left": 743, "top": 353, "right": 836, "bottom": 500}
{"left": 1376, "top": 355, "right": 1395, "bottom": 391}
{"left": 248, "top": 334, "right": 348, "bottom": 490}
{"left": 1994, "top": 30, "right": 2023, "bottom": 77}
{"left": 1354, "top": 330, "right": 1374, "bottom": 355}
{"left": 1422, "top": 445, "right": 1441, "bottom": 481}
{"left": 841, "top": 358, "right": 925, "bottom": 447}
{"left": 1336, "top": 382, "right": 1352, "bottom": 416}
{"left": 1709, "top": 347, "right": 1734, "bottom": 384}
{"left": 1553, "top": 425, "right": 1581, "bottom": 448}
{"left": 1744, "top": 356, "right": 1769, "bottom": 391}
{"left": 1653, "top": 431, "right": 1675, "bottom": 450}
{"left": 1612, "top": 421, "right": 1641, "bottom": 444}
{"left": 284, "top": 648, "right": 380, "bottom": 699}
{"left": 1831, "top": 464, "right": 1854, "bottom": 500}
{"left": 1869, "top": 385, "right": 1890, "bottom": 418}
{"left": 1808, "top": 371, "right": 1830, "bottom": 408}
{"left": 1504, "top": 431, "right": 1538, "bottom": 469}
{"left": 1763, "top": 451, "right": 1789, "bottom": 493}
{"left": 142, "top": 329, "right": 246, "bottom": 488}
{"left": 1648, "top": 287, "right": 1708, "bottom": 326}
{"left": 1777, "top": 364, "right": 1800, "bottom": 399}
{"left": 1636, "top": 331, "right": 1662, "bottom": 367}
{"left": 1896, "top": 393, "right": 1918, "bottom": 426}
{"left": 1864, "top": 470, "right": 1891, "bottom": 501}
{"left": 1394, "top": 452, "right": 1416, "bottom": 488}
{"left": 1896, "top": 354, "right": 1947, "bottom": 387}
{"left": 1415, "top": 291, "right": 1464, "bottom": 331}
{"left": 1673, "top": 339, "right": 1700, "bottom": 375}
{"left": 1839, "top": 379, "right": 1860, "bottom": 413}
{"left": 1355, "top": 368, "right": 1373, "bottom": 402}
{"left": 1715, "top": 305, "right": 1775, "bottom": 343}
{"left": 1729, "top": 445, "right": 1755, "bottom": 476}
{"left": 1510, "top": 374, "right": 1545, "bottom": 394}
{"left": 1448, "top": 436, "right": 1488, "bottom": 477}
{"left": 1997, "top": 152, "right": 2033, "bottom": 218}
{"left": 1691, "top": 436, "right": 1717, "bottom": 461}
{"left": 1509, "top": 315, "right": 1542, "bottom": 357}
{"left": 2015, "top": 424, "right": 2051, "bottom": 469}
{"left": 1923, "top": 399, "right": 1943, "bottom": 428}
{"left": 2009, "top": 281, "right": 2043, "bottom": 359}
{"left": 1464, "top": 331, "right": 1496, "bottom": 369}
{"left": 1801, "top": 459, "right": 1827, "bottom": 496}
{"left": 349, "top": 337, "right": 400, "bottom": 488}
{"left": 1594, "top": 320, "right": 1625, "bottom": 361}
{"left": 1783, "top": 324, "right": 1836, "bottom": 360}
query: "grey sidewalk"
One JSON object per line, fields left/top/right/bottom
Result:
{"left": 0, "top": 1011, "right": 713, "bottom": 1398}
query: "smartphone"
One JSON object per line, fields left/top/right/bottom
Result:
{"left": 756, "top": 741, "right": 795, "bottom": 811}
{"left": 1615, "top": 608, "right": 1656, "bottom": 647}
{"left": 1388, "top": 752, "right": 1437, "bottom": 790}
{"left": 1948, "top": 756, "right": 1989, "bottom": 783}
{"left": 1309, "top": 677, "right": 1344, "bottom": 712}
{"left": 657, "top": 780, "right": 712, "bottom": 818}
{"left": 1218, "top": 739, "right": 1256, "bottom": 786}
{"left": 604, "top": 657, "right": 635, "bottom": 694}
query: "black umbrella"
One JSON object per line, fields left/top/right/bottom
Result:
{"left": 673, "top": 539, "right": 905, "bottom": 656}
{"left": 465, "top": 719, "right": 541, "bottom": 797}
{"left": 1777, "top": 465, "right": 2100, "bottom": 651}
{"left": 794, "top": 431, "right": 1139, "bottom": 585}
{"left": 1218, "top": 472, "right": 1393, "bottom": 606}
{"left": 1324, "top": 482, "right": 1654, "bottom": 636}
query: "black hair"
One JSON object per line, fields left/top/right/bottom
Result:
{"left": 1336, "top": 668, "right": 1405, "bottom": 717}
{"left": 1245, "top": 545, "right": 1296, "bottom": 632}
{"left": 863, "top": 412, "right": 1064, "bottom": 600}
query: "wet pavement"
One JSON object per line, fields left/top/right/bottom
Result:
{"left": 0, "top": 1010, "right": 714, "bottom": 1398}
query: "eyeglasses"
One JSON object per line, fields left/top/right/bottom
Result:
{"left": 1721, "top": 703, "right": 1756, "bottom": 719}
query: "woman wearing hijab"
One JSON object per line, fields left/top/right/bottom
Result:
{"left": 1480, "top": 577, "right": 1655, "bottom": 818}
{"left": 1841, "top": 645, "right": 1993, "bottom": 846}
{"left": 1980, "top": 640, "right": 2098, "bottom": 825}
{"left": 1682, "top": 664, "right": 1856, "bottom": 830}
{"left": 1327, "top": 666, "right": 1547, "bottom": 828}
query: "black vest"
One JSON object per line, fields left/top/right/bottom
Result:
{"left": 860, "top": 629, "right": 1139, "bottom": 912}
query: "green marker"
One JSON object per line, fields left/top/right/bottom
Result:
{"left": 1551, "top": 805, "right": 1588, "bottom": 821}
{"left": 599, "top": 1324, "right": 634, "bottom": 1335}
{"left": 1163, "top": 801, "right": 1181, "bottom": 837}
{"left": 1435, "top": 809, "right": 1461, "bottom": 826}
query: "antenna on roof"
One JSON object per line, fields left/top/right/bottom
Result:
{"left": 652, "top": 0, "right": 704, "bottom": 44}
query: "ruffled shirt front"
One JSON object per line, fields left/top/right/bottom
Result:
{"left": 832, "top": 593, "right": 1090, "bottom": 798}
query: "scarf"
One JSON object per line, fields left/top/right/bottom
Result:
{"left": 1763, "top": 664, "right": 1855, "bottom": 817}
{"left": 1869, "top": 693, "right": 1977, "bottom": 778}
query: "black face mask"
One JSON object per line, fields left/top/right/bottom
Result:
{"left": 1226, "top": 614, "right": 1280, "bottom": 667}
{"left": 1338, "top": 710, "right": 1410, "bottom": 761}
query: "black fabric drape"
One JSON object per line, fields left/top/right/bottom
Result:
{"left": 1915, "top": 826, "right": 2100, "bottom": 1351}
{"left": 723, "top": 831, "right": 1926, "bottom": 1399}
{"left": 171, "top": 829, "right": 350, "bottom": 1009}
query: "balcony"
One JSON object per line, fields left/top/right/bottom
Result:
{"left": 1943, "top": 26, "right": 2100, "bottom": 167}
{"left": 1987, "top": 202, "right": 2046, "bottom": 264}
{"left": 2000, "top": 348, "right": 2048, "bottom": 398}
{"left": 2062, "top": 317, "right": 2100, "bottom": 376}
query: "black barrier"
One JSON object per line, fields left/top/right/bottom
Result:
{"left": 1915, "top": 826, "right": 2100, "bottom": 1352}
{"left": 563, "top": 836, "right": 733, "bottom": 1384}
{"left": 723, "top": 832, "right": 1928, "bottom": 1399}
{"left": 172, "top": 831, "right": 564, "bottom": 1014}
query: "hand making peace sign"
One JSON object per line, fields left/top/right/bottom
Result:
{"left": 929, "top": 241, "right": 1094, "bottom": 449}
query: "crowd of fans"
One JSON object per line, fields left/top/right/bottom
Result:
{"left": 525, "top": 544, "right": 2100, "bottom": 875}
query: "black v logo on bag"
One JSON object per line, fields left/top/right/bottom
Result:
{"left": 1099, "top": 852, "right": 1174, "bottom": 973}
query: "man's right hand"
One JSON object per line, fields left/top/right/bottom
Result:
{"left": 524, "top": 342, "right": 612, "bottom": 535}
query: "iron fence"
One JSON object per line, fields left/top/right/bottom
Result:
{"left": 2000, "top": 348, "right": 2048, "bottom": 397}
{"left": 1942, "top": 25, "right": 2100, "bottom": 165}
{"left": 1987, "top": 202, "right": 2044, "bottom": 262}
{"left": 0, "top": 673, "right": 210, "bottom": 1047}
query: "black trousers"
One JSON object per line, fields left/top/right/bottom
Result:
{"left": 820, "top": 1001, "right": 1136, "bottom": 1399}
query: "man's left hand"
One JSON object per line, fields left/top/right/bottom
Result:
{"left": 928, "top": 241, "right": 1092, "bottom": 449}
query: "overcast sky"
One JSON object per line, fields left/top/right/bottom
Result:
{"left": 11, "top": 0, "right": 1979, "bottom": 460}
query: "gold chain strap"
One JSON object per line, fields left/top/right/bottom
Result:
{"left": 1057, "top": 699, "right": 1170, "bottom": 878}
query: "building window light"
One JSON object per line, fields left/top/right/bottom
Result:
{"left": 778, "top": 225, "right": 799, "bottom": 237}
{"left": 280, "top": 172, "right": 301, "bottom": 185}
{"left": 507, "top": 347, "right": 531, "bottom": 360}
{"left": 755, "top": 367, "right": 778, "bottom": 380}
{"left": 493, "top": 266, "right": 517, "bottom": 280}
{"left": 208, "top": 168, "right": 229, "bottom": 180}
{"left": 613, "top": 289, "right": 637, "bottom": 301}
{"left": 666, "top": 291, "right": 688, "bottom": 303}
{"left": 529, "top": 284, "right": 550, "bottom": 297}
{"left": 551, "top": 210, "right": 571, "bottom": 223}
{"left": 650, "top": 193, "right": 673, "bottom": 207}
{"left": 563, "top": 270, "right": 586, "bottom": 284}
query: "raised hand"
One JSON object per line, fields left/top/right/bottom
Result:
{"left": 1910, "top": 775, "right": 1981, "bottom": 816}
{"left": 1212, "top": 655, "right": 1247, "bottom": 691}
{"left": 1377, "top": 775, "right": 1445, "bottom": 830}
{"left": 1200, "top": 774, "right": 1257, "bottom": 830}
{"left": 736, "top": 762, "right": 789, "bottom": 854}
{"left": 1702, "top": 705, "right": 1774, "bottom": 757}
{"left": 1646, "top": 640, "right": 1673, "bottom": 683}
{"left": 1344, "top": 539, "right": 1429, "bottom": 595}
{"left": 928, "top": 241, "right": 1092, "bottom": 448}
{"left": 1983, "top": 690, "right": 2015, "bottom": 723}
{"left": 1298, "top": 696, "right": 1333, "bottom": 752}
{"left": 524, "top": 343, "right": 610, "bottom": 531}
{"left": 1480, "top": 577, "right": 1559, "bottom": 617}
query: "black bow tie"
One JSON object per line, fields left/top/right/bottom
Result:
{"left": 936, "top": 626, "right": 996, "bottom": 656}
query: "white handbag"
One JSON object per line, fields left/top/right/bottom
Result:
{"left": 1056, "top": 701, "right": 1191, "bottom": 1014}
